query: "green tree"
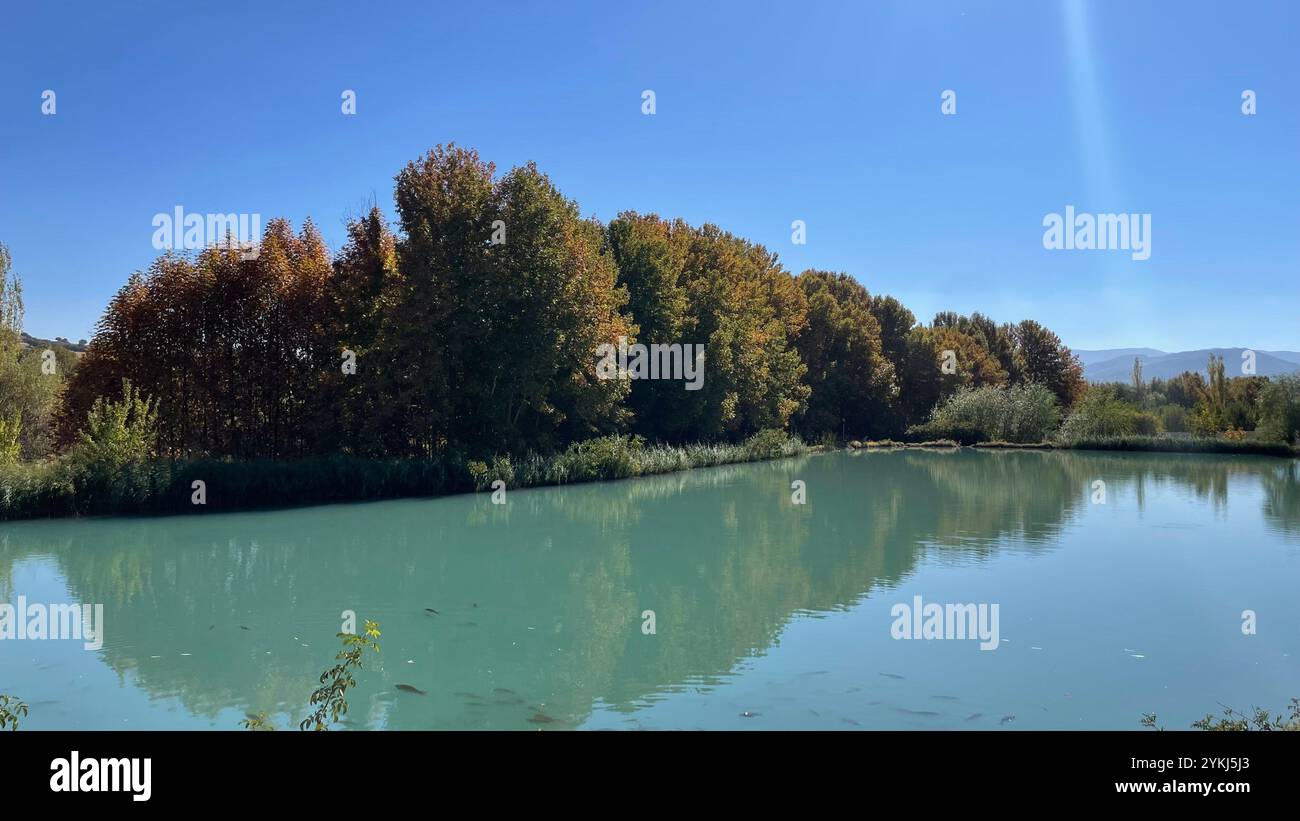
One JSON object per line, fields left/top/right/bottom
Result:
{"left": 1013, "top": 320, "right": 1085, "bottom": 408}
{"left": 68, "top": 380, "right": 158, "bottom": 469}
{"left": 1257, "top": 374, "right": 1300, "bottom": 443}
{"left": 793, "top": 271, "right": 894, "bottom": 439}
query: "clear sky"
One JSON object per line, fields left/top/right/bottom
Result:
{"left": 2, "top": 0, "right": 1296, "bottom": 351}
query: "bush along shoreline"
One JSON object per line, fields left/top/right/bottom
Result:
{"left": 0, "top": 430, "right": 810, "bottom": 521}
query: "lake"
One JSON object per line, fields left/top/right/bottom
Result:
{"left": 2, "top": 449, "right": 1297, "bottom": 730}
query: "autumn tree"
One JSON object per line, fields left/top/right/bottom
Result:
{"left": 794, "top": 270, "right": 894, "bottom": 439}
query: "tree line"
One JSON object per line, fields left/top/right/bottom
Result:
{"left": 19, "top": 145, "right": 1090, "bottom": 461}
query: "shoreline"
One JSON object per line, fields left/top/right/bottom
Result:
{"left": 847, "top": 437, "right": 1298, "bottom": 458}
{"left": 2, "top": 434, "right": 1296, "bottom": 524}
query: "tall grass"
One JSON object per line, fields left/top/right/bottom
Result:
{"left": 1057, "top": 435, "right": 1296, "bottom": 458}
{"left": 0, "top": 430, "right": 809, "bottom": 521}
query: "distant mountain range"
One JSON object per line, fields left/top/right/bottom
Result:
{"left": 1077, "top": 347, "right": 1300, "bottom": 383}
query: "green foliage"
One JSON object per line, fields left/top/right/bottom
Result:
{"left": 550, "top": 434, "right": 646, "bottom": 481}
{"left": 1058, "top": 386, "right": 1161, "bottom": 441}
{"left": 1155, "top": 403, "right": 1188, "bottom": 433}
{"left": 1059, "top": 435, "right": 1295, "bottom": 457}
{"left": 466, "top": 455, "right": 516, "bottom": 491}
{"left": 0, "top": 694, "right": 28, "bottom": 731}
{"left": 0, "top": 413, "right": 20, "bottom": 465}
{"left": 1011, "top": 320, "right": 1085, "bottom": 408}
{"left": 793, "top": 270, "right": 894, "bottom": 440}
{"left": 1257, "top": 374, "right": 1300, "bottom": 444}
{"left": 240, "top": 711, "right": 275, "bottom": 731}
{"left": 743, "top": 428, "right": 802, "bottom": 459}
{"left": 0, "top": 431, "right": 812, "bottom": 520}
{"left": 1144, "top": 698, "right": 1300, "bottom": 731}
{"left": 68, "top": 380, "right": 158, "bottom": 469}
{"left": 300, "top": 620, "right": 381, "bottom": 731}
{"left": 923, "top": 383, "right": 1061, "bottom": 444}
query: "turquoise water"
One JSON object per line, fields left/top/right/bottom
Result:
{"left": 1, "top": 449, "right": 1297, "bottom": 730}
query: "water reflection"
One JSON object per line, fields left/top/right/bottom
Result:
{"left": 1, "top": 449, "right": 1296, "bottom": 729}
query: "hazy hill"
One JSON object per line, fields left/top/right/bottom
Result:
{"left": 1079, "top": 347, "right": 1300, "bottom": 382}
{"left": 1074, "top": 347, "right": 1166, "bottom": 367}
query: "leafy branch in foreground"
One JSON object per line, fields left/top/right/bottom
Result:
{"left": 0, "top": 694, "right": 29, "bottom": 731}
{"left": 239, "top": 620, "right": 382, "bottom": 731}
{"left": 300, "top": 620, "right": 381, "bottom": 731}
{"left": 1143, "top": 698, "right": 1300, "bottom": 731}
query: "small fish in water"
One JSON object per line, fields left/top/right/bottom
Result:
{"left": 208, "top": 625, "right": 215, "bottom": 631}
{"left": 739, "top": 711, "right": 759, "bottom": 718}
{"left": 240, "top": 626, "right": 251, "bottom": 631}
{"left": 879, "top": 672, "right": 904, "bottom": 680}
{"left": 965, "top": 713, "right": 983, "bottom": 722}
{"left": 931, "top": 695, "right": 960, "bottom": 701}
{"left": 1000, "top": 714, "right": 1015, "bottom": 725}
{"left": 395, "top": 684, "right": 428, "bottom": 696}
{"left": 493, "top": 687, "right": 516, "bottom": 695}
{"left": 457, "top": 622, "right": 479, "bottom": 628}
{"left": 471, "top": 603, "right": 478, "bottom": 608}
{"left": 841, "top": 718, "right": 861, "bottom": 727}
{"left": 799, "top": 670, "right": 830, "bottom": 677}
{"left": 893, "top": 708, "right": 940, "bottom": 717}
{"left": 424, "top": 608, "right": 439, "bottom": 615}
{"left": 808, "top": 709, "right": 820, "bottom": 717}
{"left": 453, "top": 691, "right": 481, "bottom": 699}
{"left": 528, "top": 713, "right": 556, "bottom": 724}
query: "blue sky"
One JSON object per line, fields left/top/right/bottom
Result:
{"left": 2, "top": 0, "right": 1296, "bottom": 351}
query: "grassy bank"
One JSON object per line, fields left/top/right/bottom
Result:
{"left": 849, "top": 435, "right": 1297, "bottom": 458}
{"left": 0, "top": 430, "right": 809, "bottom": 521}
{"left": 1054, "top": 435, "right": 1297, "bottom": 457}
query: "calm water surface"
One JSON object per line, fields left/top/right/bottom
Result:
{"left": 2, "top": 449, "right": 1297, "bottom": 730}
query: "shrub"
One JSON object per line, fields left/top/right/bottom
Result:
{"left": 1257, "top": 374, "right": 1300, "bottom": 444}
{"left": 467, "top": 456, "right": 515, "bottom": 491}
{"left": 923, "top": 384, "right": 1060, "bottom": 444}
{"left": 550, "top": 435, "right": 645, "bottom": 482}
{"left": 744, "top": 428, "right": 800, "bottom": 459}
{"left": 65, "top": 380, "right": 158, "bottom": 471}
{"left": 1059, "top": 386, "right": 1160, "bottom": 441}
